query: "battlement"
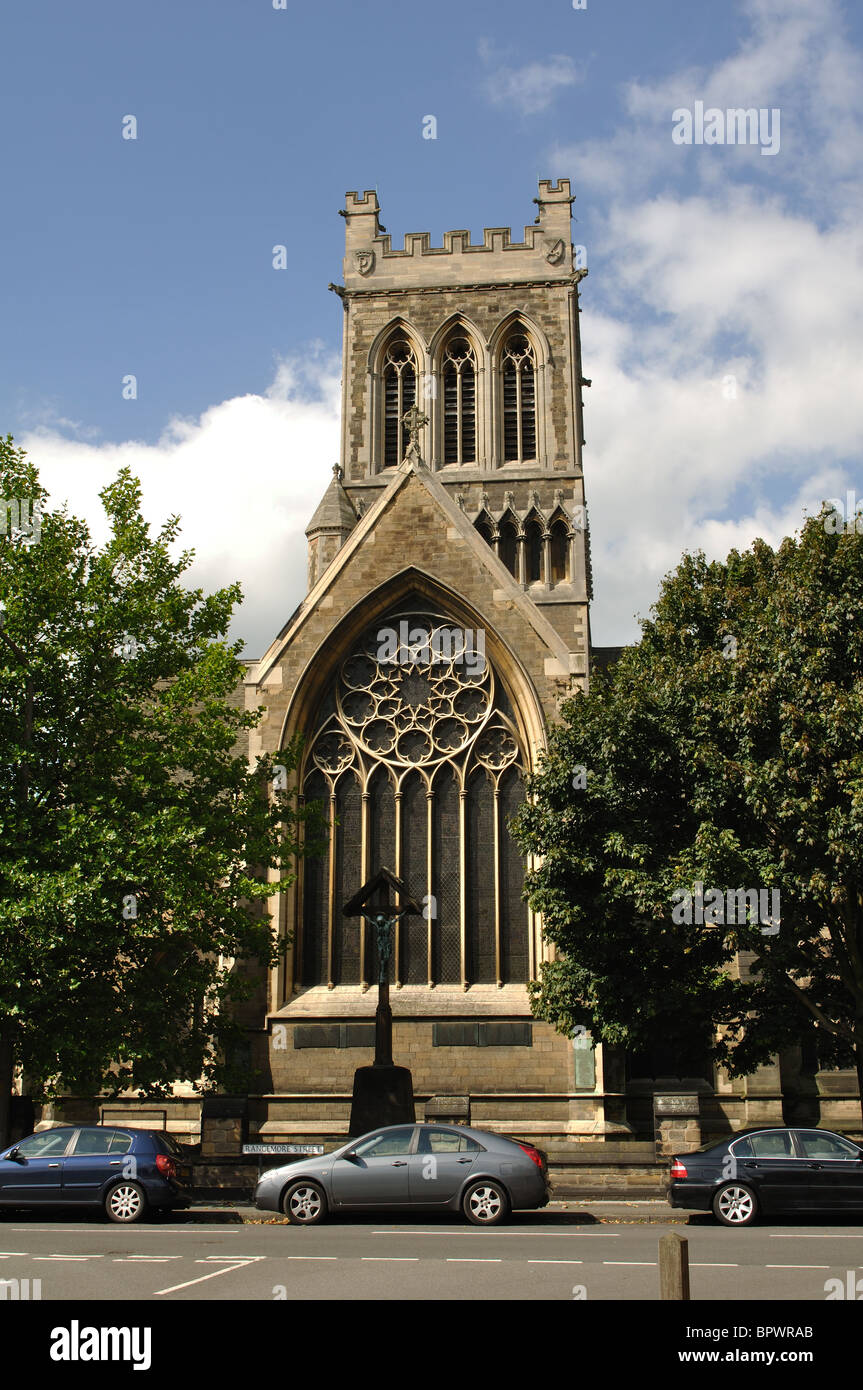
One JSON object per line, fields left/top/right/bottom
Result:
{"left": 341, "top": 179, "right": 576, "bottom": 291}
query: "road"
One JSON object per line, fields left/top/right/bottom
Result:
{"left": 2, "top": 1204, "right": 862, "bottom": 1300}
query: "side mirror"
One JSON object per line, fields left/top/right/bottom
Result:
{"left": 343, "top": 1150, "right": 357, "bottom": 1162}
{"left": 5, "top": 1147, "right": 20, "bottom": 1161}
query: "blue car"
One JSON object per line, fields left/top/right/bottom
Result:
{"left": 0, "top": 1125, "right": 192, "bottom": 1223}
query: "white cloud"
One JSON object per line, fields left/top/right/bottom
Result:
{"left": 479, "top": 40, "right": 582, "bottom": 116}
{"left": 549, "top": 0, "right": 863, "bottom": 645}
{"left": 20, "top": 354, "right": 341, "bottom": 658}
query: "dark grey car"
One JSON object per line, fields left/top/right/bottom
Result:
{"left": 254, "top": 1123, "right": 550, "bottom": 1226}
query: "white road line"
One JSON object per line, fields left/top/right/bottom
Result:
{"left": 114, "top": 1256, "right": 181, "bottom": 1263}
{"left": 527, "top": 1259, "right": 584, "bottom": 1265}
{"left": 603, "top": 1261, "right": 656, "bottom": 1266}
{"left": 154, "top": 1257, "right": 264, "bottom": 1296}
{"left": 33, "top": 1255, "right": 104, "bottom": 1262}
{"left": 446, "top": 1258, "right": 502, "bottom": 1263}
{"left": 691, "top": 1263, "right": 738, "bottom": 1267}
{"left": 372, "top": 1230, "right": 619, "bottom": 1238}
{"left": 770, "top": 1234, "right": 863, "bottom": 1238}
{"left": 766, "top": 1264, "right": 829, "bottom": 1269}
{"left": 287, "top": 1255, "right": 338, "bottom": 1261}
{"left": 361, "top": 1257, "right": 420, "bottom": 1262}
{"left": 0, "top": 1253, "right": 27, "bottom": 1258}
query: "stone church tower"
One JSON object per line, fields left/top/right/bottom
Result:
{"left": 238, "top": 178, "right": 621, "bottom": 1145}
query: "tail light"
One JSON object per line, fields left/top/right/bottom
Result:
{"left": 517, "top": 1143, "right": 544, "bottom": 1172}
{"left": 155, "top": 1153, "right": 177, "bottom": 1179}
{"left": 670, "top": 1158, "right": 687, "bottom": 1179}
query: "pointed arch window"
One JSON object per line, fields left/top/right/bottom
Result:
{"left": 524, "top": 517, "right": 543, "bottom": 584}
{"left": 498, "top": 519, "right": 518, "bottom": 578}
{"left": 442, "top": 335, "right": 476, "bottom": 464}
{"left": 383, "top": 339, "right": 416, "bottom": 467}
{"left": 297, "top": 609, "right": 529, "bottom": 989}
{"left": 502, "top": 331, "right": 536, "bottom": 463}
{"left": 550, "top": 518, "right": 570, "bottom": 584}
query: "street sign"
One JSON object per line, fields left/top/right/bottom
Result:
{"left": 242, "top": 1143, "right": 325, "bottom": 1155}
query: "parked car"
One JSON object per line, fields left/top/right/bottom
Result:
{"left": 668, "top": 1126, "right": 863, "bottom": 1225}
{"left": 0, "top": 1125, "right": 192, "bottom": 1223}
{"left": 254, "top": 1123, "right": 550, "bottom": 1225}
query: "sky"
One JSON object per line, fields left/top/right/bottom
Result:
{"left": 2, "top": 0, "right": 861, "bottom": 657}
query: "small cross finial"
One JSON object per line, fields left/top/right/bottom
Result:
{"left": 401, "top": 403, "right": 429, "bottom": 467}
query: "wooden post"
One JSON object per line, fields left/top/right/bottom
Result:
{"left": 659, "top": 1231, "right": 690, "bottom": 1301}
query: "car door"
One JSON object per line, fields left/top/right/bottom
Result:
{"left": 0, "top": 1129, "right": 75, "bottom": 1204}
{"left": 793, "top": 1129, "right": 863, "bottom": 1211}
{"left": 408, "top": 1126, "right": 481, "bottom": 1205}
{"left": 330, "top": 1127, "right": 417, "bottom": 1207}
{"left": 734, "top": 1129, "right": 811, "bottom": 1211}
{"left": 62, "top": 1127, "right": 133, "bottom": 1204}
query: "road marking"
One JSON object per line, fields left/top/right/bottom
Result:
{"left": 33, "top": 1255, "right": 104, "bottom": 1262}
{"left": 770, "top": 1234, "right": 863, "bottom": 1238}
{"left": 603, "top": 1261, "right": 656, "bottom": 1266}
{"left": 0, "top": 1253, "right": 27, "bottom": 1258}
{"left": 766, "top": 1264, "right": 829, "bottom": 1269}
{"left": 691, "top": 1263, "right": 738, "bottom": 1267}
{"left": 528, "top": 1259, "right": 584, "bottom": 1265}
{"left": 361, "top": 1257, "right": 420, "bottom": 1262}
{"left": 372, "top": 1230, "right": 619, "bottom": 1238}
{"left": 114, "top": 1255, "right": 182, "bottom": 1263}
{"left": 154, "top": 1256, "right": 264, "bottom": 1296}
{"left": 446, "top": 1258, "right": 502, "bottom": 1263}
{"left": 287, "top": 1255, "right": 338, "bottom": 1261}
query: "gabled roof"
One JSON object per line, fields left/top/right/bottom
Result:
{"left": 251, "top": 457, "right": 576, "bottom": 686}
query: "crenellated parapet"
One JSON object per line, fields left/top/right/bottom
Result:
{"left": 342, "top": 179, "right": 577, "bottom": 291}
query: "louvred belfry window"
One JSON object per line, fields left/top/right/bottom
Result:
{"left": 383, "top": 339, "right": 416, "bottom": 467}
{"left": 502, "top": 332, "right": 536, "bottom": 463}
{"left": 298, "top": 609, "right": 530, "bottom": 990}
{"left": 442, "top": 336, "right": 476, "bottom": 464}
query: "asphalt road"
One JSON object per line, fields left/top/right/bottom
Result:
{"left": 2, "top": 1203, "right": 862, "bottom": 1300}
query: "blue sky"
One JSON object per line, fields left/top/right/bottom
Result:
{"left": 3, "top": 0, "right": 862, "bottom": 654}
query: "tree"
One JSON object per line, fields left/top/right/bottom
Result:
{"left": 0, "top": 439, "right": 323, "bottom": 1144}
{"left": 512, "top": 507, "right": 863, "bottom": 1124}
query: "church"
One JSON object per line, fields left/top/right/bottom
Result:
{"left": 45, "top": 179, "right": 852, "bottom": 1153}
{"left": 240, "top": 178, "right": 603, "bottom": 1145}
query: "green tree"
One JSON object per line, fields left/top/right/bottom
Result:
{"left": 513, "top": 508, "right": 863, "bottom": 1123}
{"left": 0, "top": 439, "right": 323, "bottom": 1144}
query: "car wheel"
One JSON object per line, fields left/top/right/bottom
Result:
{"left": 463, "top": 1180, "right": 510, "bottom": 1226}
{"left": 282, "top": 1181, "right": 327, "bottom": 1225}
{"left": 713, "top": 1182, "right": 758, "bottom": 1227}
{"left": 105, "top": 1181, "right": 148, "bottom": 1224}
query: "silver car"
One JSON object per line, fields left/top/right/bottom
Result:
{"left": 254, "top": 1123, "right": 550, "bottom": 1226}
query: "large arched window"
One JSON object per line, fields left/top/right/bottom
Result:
{"left": 442, "top": 335, "right": 476, "bottom": 464}
{"left": 501, "top": 331, "right": 536, "bottom": 463}
{"left": 299, "top": 608, "right": 529, "bottom": 989}
{"left": 383, "top": 338, "right": 416, "bottom": 467}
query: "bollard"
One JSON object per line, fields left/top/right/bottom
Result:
{"left": 659, "top": 1230, "right": 690, "bottom": 1300}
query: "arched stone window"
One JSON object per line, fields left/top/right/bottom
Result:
{"left": 524, "top": 516, "right": 543, "bottom": 584}
{"left": 501, "top": 331, "right": 536, "bottom": 463}
{"left": 550, "top": 517, "right": 570, "bottom": 584}
{"left": 383, "top": 338, "right": 416, "bottom": 467}
{"left": 442, "top": 335, "right": 476, "bottom": 464}
{"left": 498, "top": 518, "right": 518, "bottom": 578}
{"left": 299, "top": 609, "right": 529, "bottom": 989}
